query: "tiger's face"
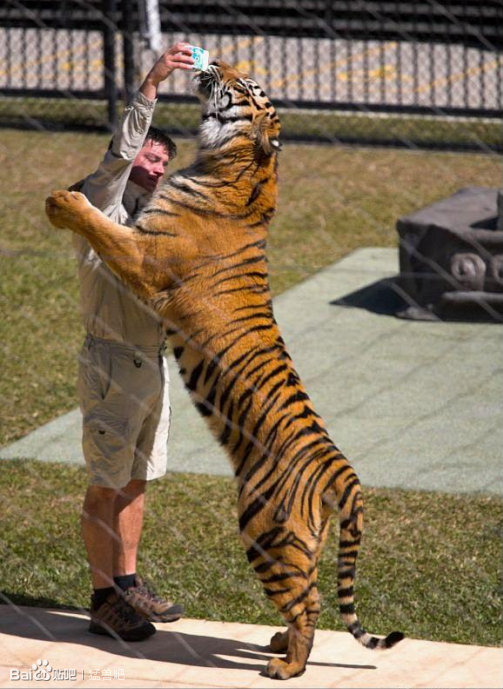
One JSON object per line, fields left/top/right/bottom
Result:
{"left": 194, "top": 60, "right": 281, "bottom": 154}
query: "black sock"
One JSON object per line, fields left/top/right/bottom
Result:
{"left": 114, "top": 573, "right": 136, "bottom": 591}
{"left": 93, "top": 586, "right": 115, "bottom": 609}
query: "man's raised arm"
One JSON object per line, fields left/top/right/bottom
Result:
{"left": 81, "top": 42, "right": 194, "bottom": 216}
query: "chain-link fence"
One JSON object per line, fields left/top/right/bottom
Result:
{"left": 0, "top": 1, "right": 501, "bottom": 149}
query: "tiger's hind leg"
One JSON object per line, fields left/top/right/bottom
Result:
{"left": 269, "top": 629, "right": 289, "bottom": 653}
{"left": 266, "top": 517, "right": 329, "bottom": 674}
{"left": 268, "top": 566, "right": 321, "bottom": 654}
{"left": 241, "top": 493, "right": 327, "bottom": 677}
{"left": 266, "top": 576, "right": 321, "bottom": 680}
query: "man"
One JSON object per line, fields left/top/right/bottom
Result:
{"left": 73, "top": 42, "right": 194, "bottom": 641}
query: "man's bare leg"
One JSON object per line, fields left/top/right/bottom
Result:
{"left": 83, "top": 482, "right": 156, "bottom": 640}
{"left": 82, "top": 485, "right": 118, "bottom": 590}
{"left": 113, "top": 479, "right": 146, "bottom": 577}
{"left": 112, "top": 479, "right": 184, "bottom": 623}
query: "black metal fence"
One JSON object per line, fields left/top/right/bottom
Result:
{"left": 0, "top": 1, "right": 501, "bottom": 150}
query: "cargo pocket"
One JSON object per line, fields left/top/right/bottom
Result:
{"left": 84, "top": 380, "right": 130, "bottom": 439}
{"left": 85, "top": 414, "right": 132, "bottom": 488}
{"left": 79, "top": 340, "right": 113, "bottom": 404}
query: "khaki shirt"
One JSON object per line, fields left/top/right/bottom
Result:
{"left": 73, "top": 91, "right": 165, "bottom": 347}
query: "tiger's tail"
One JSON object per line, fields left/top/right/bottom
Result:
{"left": 333, "top": 467, "right": 404, "bottom": 650}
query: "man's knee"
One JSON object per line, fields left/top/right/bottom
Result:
{"left": 121, "top": 479, "right": 147, "bottom": 499}
{"left": 83, "top": 484, "right": 118, "bottom": 513}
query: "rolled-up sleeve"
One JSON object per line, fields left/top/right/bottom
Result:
{"left": 81, "top": 91, "right": 156, "bottom": 215}
{"left": 74, "top": 91, "right": 156, "bottom": 263}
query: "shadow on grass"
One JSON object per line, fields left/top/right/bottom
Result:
{"left": 0, "top": 606, "right": 377, "bottom": 674}
{"left": 0, "top": 591, "right": 82, "bottom": 612}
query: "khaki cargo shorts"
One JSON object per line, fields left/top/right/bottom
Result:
{"left": 78, "top": 335, "right": 171, "bottom": 489}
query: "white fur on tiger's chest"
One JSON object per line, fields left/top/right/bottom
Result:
{"left": 200, "top": 110, "right": 247, "bottom": 149}
{"left": 200, "top": 118, "right": 233, "bottom": 148}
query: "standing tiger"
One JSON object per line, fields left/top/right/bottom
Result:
{"left": 46, "top": 60, "right": 403, "bottom": 680}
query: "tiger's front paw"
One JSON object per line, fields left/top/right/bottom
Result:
{"left": 45, "top": 190, "right": 91, "bottom": 233}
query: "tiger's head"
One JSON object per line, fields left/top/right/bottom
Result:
{"left": 194, "top": 61, "right": 281, "bottom": 157}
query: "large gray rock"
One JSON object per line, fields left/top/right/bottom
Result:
{"left": 396, "top": 187, "right": 502, "bottom": 321}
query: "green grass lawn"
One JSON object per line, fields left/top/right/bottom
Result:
{"left": 0, "top": 460, "right": 500, "bottom": 647}
{"left": 0, "top": 128, "right": 501, "bottom": 646}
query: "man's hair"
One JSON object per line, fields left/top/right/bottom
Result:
{"left": 145, "top": 127, "right": 177, "bottom": 160}
{"left": 107, "top": 127, "right": 177, "bottom": 159}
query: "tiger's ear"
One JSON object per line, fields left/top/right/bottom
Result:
{"left": 253, "top": 113, "right": 281, "bottom": 156}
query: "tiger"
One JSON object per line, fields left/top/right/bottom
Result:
{"left": 45, "top": 60, "right": 403, "bottom": 680}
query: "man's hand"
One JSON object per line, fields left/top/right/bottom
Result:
{"left": 140, "top": 42, "right": 194, "bottom": 99}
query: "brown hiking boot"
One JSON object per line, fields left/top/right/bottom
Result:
{"left": 89, "top": 592, "right": 156, "bottom": 641}
{"left": 123, "top": 576, "right": 183, "bottom": 623}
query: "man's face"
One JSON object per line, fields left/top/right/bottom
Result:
{"left": 129, "top": 139, "right": 170, "bottom": 193}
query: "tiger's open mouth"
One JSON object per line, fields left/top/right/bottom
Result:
{"left": 194, "top": 63, "right": 220, "bottom": 99}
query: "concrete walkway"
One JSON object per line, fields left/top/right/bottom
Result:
{"left": 0, "top": 606, "right": 500, "bottom": 688}
{"left": 1, "top": 248, "right": 501, "bottom": 495}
